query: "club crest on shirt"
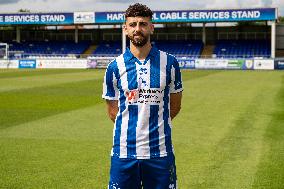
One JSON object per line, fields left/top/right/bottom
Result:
{"left": 139, "top": 77, "right": 148, "bottom": 88}
{"left": 139, "top": 67, "right": 148, "bottom": 74}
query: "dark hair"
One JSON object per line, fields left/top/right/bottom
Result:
{"left": 125, "top": 3, "right": 153, "bottom": 19}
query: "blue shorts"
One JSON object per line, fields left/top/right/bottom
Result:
{"left": 108, "top": 154, "right": 177, "bottom": 189}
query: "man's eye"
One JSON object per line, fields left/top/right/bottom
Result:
{"left": 129, "top": 23, "right": 136, "bottom": 27}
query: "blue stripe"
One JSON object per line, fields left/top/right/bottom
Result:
{"left": 127, "top": 105, "right": 138, "bottom": 158}
{"left": 163, "top": 86, "right": 172, "bottom": 154}
{"left": 173, "top": 58, "right": 183, "bottom": 90}
{"left": 123, "top": 52, "right": 138, "bottom": 158}
{"left": 112, "top": 61, "right": 123, "bottom": 157}
{"left": 150, "top": 53, "right": 160, "bottom": 88}
{"left": 149, "top": 105, "right": 160, "bottom": 157}
{"left": 124, "top": 54, "right": 138, "bottom": 90}
{"left": 105, "top": 61, "right": 117, "bottom": 98}
{"left": 113, "top": 114, "right": 122, "bottom": 156}
{"left": 163, "top": 55, "right": 173, "bottom": 154}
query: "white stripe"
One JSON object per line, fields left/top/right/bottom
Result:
{"left": 112, "top": 72, "right": 118, "bottom": 99}
{"left": 116, "top": 54, "right": 129, "bottom": 158}
{"left": 136, "top": 60, "right": 150, "bottom": 88}
{"left": 170, "top": 63, "right": 176, "bottom": 93}
{"left": 168, "top": 59, "right": 174, "bottom": 152}
{"left": 111, "top": 122, "right": 116, "bottom": 156}
{"left": 135, "top": 61, "right": 151, "bottom": 158}
{"left": 159, "top": 51, "right": 167, "bottom": 88}
{"left": 136, "top": 105, "right": 151, "bottom": 158}
{"left": 102, "top": 69, "right": 108, "bottom": 98}
{"left": 158, "top": 51, "right": 167, "bottom": 156}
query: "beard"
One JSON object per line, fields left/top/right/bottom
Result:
{"left": 128, "top": 31, "right": 149, "bottom": 47}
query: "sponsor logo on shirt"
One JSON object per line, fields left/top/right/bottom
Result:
{"left": 125, "top": 90, "right": 138, "bottom": 102}
{"left": 125, "top": 88, "right": 164, "bottom": 105}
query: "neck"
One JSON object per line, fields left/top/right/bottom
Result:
{"left": 130, "top": 41, "right": 152, "bottom": 60}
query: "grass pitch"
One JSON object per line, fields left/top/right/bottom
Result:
{"left": 0, "top": 69, "right": 283, "bottom": 188}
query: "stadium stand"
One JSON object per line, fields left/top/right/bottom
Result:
{"left": 5, "top": 39, "right": 271, "bottom": 59}
{"left": 91, "top": 40, "right": 204, "bottom": 58}
{"left": 8, "top": 41, "right": 91, "bottom": 58}
{"left": 213, "top": 40, "right": 271, "bottom": 58}
{"left": 152, "top": 40, "right": 203, "bottom": 58}
{"left": 92, "top": 41, "right": 122, "bottom": 57}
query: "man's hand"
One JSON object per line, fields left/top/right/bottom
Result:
{"left": 170, "top": 92, "right": 182, "bottom": 120}
{"left": 106, "top": 100, "right": 119, "bottom": 123}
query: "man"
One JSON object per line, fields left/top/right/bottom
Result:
{"left": 102, "top": 3, "right": 183, "bottom": 189}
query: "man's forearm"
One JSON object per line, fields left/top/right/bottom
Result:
{"left": 106, "top": 100, "right": 119, "bottom": 123}
{"left": 109, "top": 109, "right": 118, "bottom": 123}
{"left": 170, "top": 92, "right": 182, "bottom": 120}
{"left": 170, "top": 106, "right": 181, "bottom": 120}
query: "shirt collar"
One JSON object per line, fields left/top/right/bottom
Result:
{"left": 124, "top": 46, "right": 159, "bottom": 62}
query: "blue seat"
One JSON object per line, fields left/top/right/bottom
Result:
{"left": 92, "top": 40, "right": 204, "bottom": 58}
{"left": 214, "top": 39, "right": 270, "bottom": 58}
{"left": 8, "top": 41, "right": 91, "bottom": 58}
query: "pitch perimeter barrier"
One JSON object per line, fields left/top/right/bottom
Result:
{"left": 0, "top": 57, "right": 282, "bottom": 70}
{"left": 177, "top": 58, "right": 274, "bottom": 70}
{"left": 275, "top": 58, "right": 284, "bottom": 70}
{"left": 254, "top": 59, "right": 274, "bottom": 70}
{"left": 37, "top": 59, "right": 88, "bottom": 69}
{"left": 19, "top": 59, "right": 36, "bottom": 69}
{"left": 0, "top": 60, "right": 18, "bottom": 68}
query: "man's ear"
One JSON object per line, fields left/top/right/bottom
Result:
{"left": 150, "top": 23, "right": 154, "bottom": 34}
{"left": 123, "top": 24, "right": 128, "bottom": 35}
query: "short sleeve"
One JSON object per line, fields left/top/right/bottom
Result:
{"left": 102, "top": 61, "right": 119, "bottom": 100}
{"left": 169, "top": 57, "right": 183, "bottom": 93}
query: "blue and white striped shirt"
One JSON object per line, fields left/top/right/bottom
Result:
{"left": 102, "top": 47, "right": 183, "bottom": 159}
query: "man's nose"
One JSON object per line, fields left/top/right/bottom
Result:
{"left": 135, "top": 24, "right": 142, "bottom": 31}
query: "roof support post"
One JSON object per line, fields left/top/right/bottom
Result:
{"left": 271, "top": 21, "right": 276, "bottom": 58}
{"left": 202, "top": 23, "right": 206, "bottom": 45}
{"left": 122, "top": 26, "right": 126, "bottom": 53}
{"left": 75, "top": 25, "right": 78, "bottom": 44}
{"left": 16, "top": 26, "right": 21, "bottom": 43}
